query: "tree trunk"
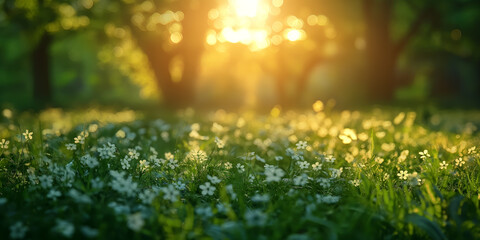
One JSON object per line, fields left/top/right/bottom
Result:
{"left": 132, "top": 2, "right": 214, "bottom": 108}
{"left": 32, "top": 33, "right": 52, "bottom": 105}
{"left": 365, "top": 48, "right": 396, "bottom": 101}
{"left": 134, "top": 33, "right": 198, "bottom": 109}
{"left": 363, "top": 0, "right": 396, "bottom": 102}
{"left": 295, "top": 56, "right": 322, "bottom": 104}
{"left": 274, "top": 45, "right": 289, "bottom": 107}
{"left": 274, "top": 67, "right": 288, "bottom": 107}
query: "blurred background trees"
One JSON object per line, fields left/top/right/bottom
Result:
{"left": 1, "top": 0, "right": 479, "bottom": 109}
{"left": 1, "top": 0, "right": 94, "bottom": 105}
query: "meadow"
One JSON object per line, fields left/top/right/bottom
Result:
{"left": 0, "top": 102, "right": 479, "bottom": 239}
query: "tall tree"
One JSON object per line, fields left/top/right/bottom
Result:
{"left": 1, "top": 0, "right": 94, "bottom": 105}
{"left": 99, "top": 0, "right": 217, "bottom": 108}
{"left": 361, "top": 0, "right": 437, "bottom": 101}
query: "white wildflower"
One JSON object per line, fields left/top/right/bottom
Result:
{"left": 329, "top": 168, "right": 342, "bottom": 178}
{"left": 38, "top": 175, "right": 53, "bottom": 189}
{"left": 316, "top": 194, "right": 340, "bottom": 204}
{"left": 265, "top": 167, "right": 284, "bottom": 182}
{"left": 419, "top": 150, "right": 430, "bottom": 160}
{"left": 47, "top": 189, "right": 62, "bottom": 201}
{"left": 245, "top": 209, "right": 267, "bottom": 227}
{"left": 440, "top": 161, "right": 448, "bottom": 170}
{"left": 0, "top": 139, "right": 9, "bottom": 149}
{"left": 312, "top": 162, "right": 322, "bottom": 171}
{"left": 226, "top": 184, "right": 237, "bottom": 199}
{"left": 65, "top": 143, "right": 77, "bottom": 151}
{"left": 195, "top": 206, "right": 213, "bottom": 218}
{"left": 74, "top": 135, "right": 85, "bottom": 145}
{"left": 120, "top": 155, "right": 131, "bottom": 170}
{"left": 251, "top": 194, "right": 270, "bottom": 202}
{"left": 161, "top": 185, "right": 180, "bottom": 202}
{"left": 139, "top": 189, "right": 157, "bottom": 204}
{"left": 397, "top": 170, "right": 408, "bottom": 180}
{"left": 236, "top": 163, "right": 245, "bottom": 173}
{"left": 325, "top": 155, "right": 336, "bottom": 163}
{"left": 127, "top": 212, "right": 145, "bottom": 232}
{"left": 139, "top": 160, "right": 150, "bottom": 171}
{"left": 53, "top": 219, "right": 75, "bottom": 238}
{"left": 215, "top": 137, "right": 225, "bottom": 148}
{"left": 98, "top": 142, "right": 116, "bottom": 159}
{"left": 297, "top": 161, "right": 309, "bottom": 169}
{"left": 68, "top": 189, "right": 92, "bottom": 204}
{"left": 23, "top": 130, "right": 33, "bottom": 141}
{"left": 350, "top": 179, "right": 361, "bottom": 187}
{"left": 317, "top": 178, "right": 331, "bottom": 188}
{"left": 455, "top": 157, "right": 465, "bottom": 167}
{"left": 91, "top": 177, "right": 104, "bottom": 189}
{"left": 374, "top": 157, "right": 384, "bottom": 164}
{"left": 109, "top": 170, "right": 137, "bottom": 197}
{"left": 81, "top": 154, "right": 99, "bottom": 169}
{"left": 173, "top": 181, "right": 186, "bottom": 190}
{"left": 128, "top": 148, "right": 139, "bottom": 160}
{"left": 167, "top": 158, "right": 179, "bottom": 169}
{"left": 207, "top": 175, "right": 221, "bottom": 184}
{"left": 80, "top": 226, "right": 98, "bottom": 238}
{"left": 199, "top": 182, "right": 216, "bottom": 196}
{"left": 293, "top": 174, "right": 308, "bottom": 186}
{"left": 187, "top": 149, "right": 208, "bottom": 163}
{"left": 10, "top": 221, "right": 28, "bottom": 239}
{"left": 296, "top": 141, "right": 308, "bottom": 150}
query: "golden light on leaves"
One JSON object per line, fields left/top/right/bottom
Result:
{"left": 325, "top": 27, "right": 337, "bottom": 39}
{"left": 206, "top": 30, "right": 217, "bottom": 45}
{"left": 101, "top": 24, "right": 157, "bottom": 99}
{"left": 317, "top": 15, "right": 328, "bottom": 26}
{"left": 307, "top": 15, "right": 319, "bottom": 26}
{"left": 270, "top": 105, "right": 281, "bottom": 117}
{"left": 339, "top": 128, "right": 357, "bottom": 144}
{"left": 169, "top": 56, "right": 184, "bottom": 82}
{"left": 139, "top": 1, "right": 154, "bottom": 12}
{"left": 354, "top": 37, "right": 366, "bottom": 50}
{"left": 168, "top": 23, "right": 182, "bottom": 33}
{"left": 170, "top": 32, "right": 183, "bottom": 44}
{"left": 451, "top": 29, "right": 462, "bottom": 41}
{"left": 271, "top": 34, "right": 283, "bottom": 45}
{"left": 285, "top": 29, "right": 301, "bottom": 41}
{"left": 208, "top": 9, "right": 220, "bottom": 20}
{"left": 58, "top": 4, "right": 76, "bottom": 17}
{"left": 272, "top": 0, "right": 284, "bottom": 8}
{"left": 81, "top": 0, "right": 94, "bottom": 9}
{"left": 324, "top": 41, "right": 338, "bottom": 56}
{"left": 272, "top": 21, "right": 283, "bottom": 32}
{"left": 284, "top": 29, "right": 305, "bottom": 42}
{"left": 286, "top": 16, "right": 303, "bottom": 28}
{"left": 313, "top": 100, "right": 324, "bottom": 112}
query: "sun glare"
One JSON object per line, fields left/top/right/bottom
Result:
{"left": 205, "top": 0, "right": 312, "bottom": 51}
{"left": 286, "top": 29, "right": 300, "bottom": 41}
{"left": 231, "top": 0, "right": 259, "bottom": 18}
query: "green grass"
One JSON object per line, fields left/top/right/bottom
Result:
{"left": 0, "top": 106, "right": 479, "bottom": 239}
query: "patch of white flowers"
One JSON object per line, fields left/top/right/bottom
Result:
{"left": 109, "top": 170, "right": 138, "bottom": 197}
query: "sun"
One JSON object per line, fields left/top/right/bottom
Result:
{"left": 231, "top": 0, "right": 259, "bottom": 18}
{"left": 207, "top": 0, "right": 293, "bottom": 51}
